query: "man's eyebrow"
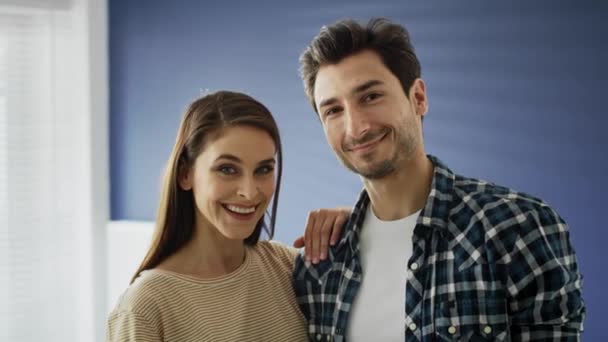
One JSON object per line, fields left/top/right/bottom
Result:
{"left": 318, "top": 97, "right": 338, "bottom": 110}
{"left": 352, "top": 80, "right": 384, "bottom": 94}
{"left": 317, "top": 80, "right": 384, "bottom": 109}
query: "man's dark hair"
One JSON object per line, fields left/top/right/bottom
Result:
{"left": 299, "top": 18, "right": 421, "bottom": 113}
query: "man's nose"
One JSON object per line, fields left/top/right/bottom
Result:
{"left": 344, "top": 105, "right": 371, "bottom": 140}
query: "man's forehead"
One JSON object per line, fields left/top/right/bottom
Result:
{"left": 314, "top": 51, "right": 391, "bottom": 98}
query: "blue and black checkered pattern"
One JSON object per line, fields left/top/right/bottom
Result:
{"left": 293, "top": 155, "right": 585, "bottom": 342}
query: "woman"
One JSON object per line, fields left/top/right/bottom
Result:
{"left": 107, "top": 91, "right": 347, "bottom": 341}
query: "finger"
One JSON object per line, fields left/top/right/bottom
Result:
{"left": 311, "top": 211, "right": 326, "bottom": 264}
{"left": 293, "top": 235, "right": 305, "bottom": 248}
{"left": 319, "top": 215, "right": 333, "bottom": 261}
{"left": 304, "top": 212, "right": 316, "bottom": 262}
{"left": 330, "top": 214, "right": 348, "bottom": 246}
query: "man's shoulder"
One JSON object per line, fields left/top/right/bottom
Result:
{"left": 445, "top": 173, "right": 567, "bottom": 240}
{"left": 435, "top": 172, "right": 572, "bottom": 271}
{"left": 445, "top": 173, "right": 567, "bottom": 250}
{"left": 451, "top": 173, "right": 552, "bottom": 217}
{"left": 428, "top": 155, "right": 556, "bottom": 224}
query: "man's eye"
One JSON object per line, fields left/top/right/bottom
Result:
{"left": 364, "top": 93, "right": 381, "bottom": 102}
{"left": 324, "top": 107, "right": 342, "bottom": 117}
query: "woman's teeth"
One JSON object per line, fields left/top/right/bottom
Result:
{"left": 225, "top": 204, "right": 255, "bottom": 214}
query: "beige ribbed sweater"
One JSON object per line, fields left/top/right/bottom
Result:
{"left": 106, "top": 241, "right": 307, "bottom": 341}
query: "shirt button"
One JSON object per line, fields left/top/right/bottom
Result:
{"left": 483, "top": 325, "right": 492, "bottom": 334}
{"left": 448, "top": 326, "right": 457, "bottom": 334}
{"left": 410, "top": 262, "right": 419, "bottom": 271}
{"left": 409, "top": 323, "right": 417, "bottom": 331}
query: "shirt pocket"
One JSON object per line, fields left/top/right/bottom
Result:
{"left": 435, "top": 297, "right": 510, "bottom": 342}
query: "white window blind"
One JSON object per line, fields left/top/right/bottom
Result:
{"left": 0, "top": 1, "right": 108, "bottom": 341}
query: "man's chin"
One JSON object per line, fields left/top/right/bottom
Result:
{"left": 351, "top": 161, "right": 395, "bottom": 180}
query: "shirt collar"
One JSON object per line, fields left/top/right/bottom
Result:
{"left": 340, "top": 155, "right": 456, "bottom": 254}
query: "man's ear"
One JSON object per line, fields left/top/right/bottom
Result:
{"left": 178, "top": 162, "right": 193, "bottom": 191}
{"left": 411, "top": 78, "right": 428, "bottom": 117}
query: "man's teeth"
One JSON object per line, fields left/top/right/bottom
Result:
{"left": 226, "top": 205, "right": 256, "bottom": 214}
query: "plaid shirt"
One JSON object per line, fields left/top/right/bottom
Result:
{"left": 293, "top": 155, "right": 585, "bottom": 342}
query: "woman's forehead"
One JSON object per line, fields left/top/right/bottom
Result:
{"left": 199, "top": 126, "right": 276, "bottom": 163}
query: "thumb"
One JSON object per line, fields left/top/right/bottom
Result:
{"left": 293, "top": 235, "right": 305, "bottom": 248}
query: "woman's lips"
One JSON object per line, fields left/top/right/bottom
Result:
{"left": 222, "top": 204, "right": 257, "bottom": 221}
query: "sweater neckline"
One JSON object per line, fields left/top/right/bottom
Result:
{"left": 145, "top": 246, "right": 252, "bottom": 285}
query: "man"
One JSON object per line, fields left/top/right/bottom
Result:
{"left": 293, "top": 18, "right": 585, "bottom": 341}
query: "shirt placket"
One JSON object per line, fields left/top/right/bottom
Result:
{"left": 405, "top": 228, "right": 427, "bottom": 341}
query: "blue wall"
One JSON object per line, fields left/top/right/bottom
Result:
{"left": 109, "top": 1, "right": 607, "bottom": 339}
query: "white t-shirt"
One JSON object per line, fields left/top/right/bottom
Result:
{"left": 346, "top": 205, "right": 420, "bottom": 341}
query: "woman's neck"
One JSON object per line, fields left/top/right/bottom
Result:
{"left": 156, "top": 220, "right": 246, "bottom": 279}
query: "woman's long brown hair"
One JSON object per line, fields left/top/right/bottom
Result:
{"left": 130, "top": 91, "right": 283, "bottom": 284}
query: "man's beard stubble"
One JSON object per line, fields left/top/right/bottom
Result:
{"left": 338, "top": 125, "right": 419, "bottom": 180}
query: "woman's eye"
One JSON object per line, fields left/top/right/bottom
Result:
{"left": 256, "top": 165, "right": 274, "bottom": 175}
{"left": 218, "top": 166, "right": 237, "bottom": 175}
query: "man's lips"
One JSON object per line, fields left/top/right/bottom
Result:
{"left": 345, "top": 131, "right": 388, "bottom": 153}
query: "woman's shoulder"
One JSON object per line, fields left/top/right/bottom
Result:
{"left": 106, "top": 271, "right": 171, "bottom": 338}
{"left": 252, "top": 240, "right": 299, "bottom": 268}
{"left": 256, "top": 240, "right": 298, "bottom": 258}
{"left": 109, "top": 271, "right": 169, "bottom": 318}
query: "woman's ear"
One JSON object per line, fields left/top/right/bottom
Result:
{"left": 178, "top": 162, "right": 193, "bottom": 191}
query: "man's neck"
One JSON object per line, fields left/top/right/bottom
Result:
{"left": 363, "top": 150, "right": 433, "bottom": 221}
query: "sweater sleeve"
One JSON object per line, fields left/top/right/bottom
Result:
{"left": 267, "top": 240, "right": 299, "bottom": 267}
{"left": 106, "top": 310, "right": 162, "bottom": 342}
